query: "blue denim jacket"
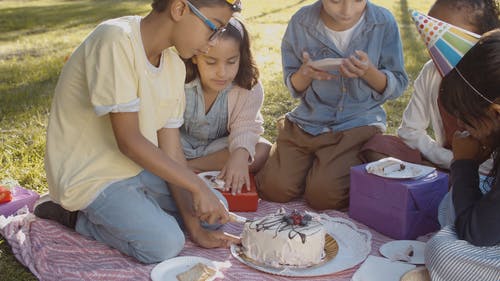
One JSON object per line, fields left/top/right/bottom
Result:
{"left": 282, "top": 1, "right": 408, "bottom": 136}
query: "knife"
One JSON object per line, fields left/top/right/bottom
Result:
{"left": 229, "top": 212, "right": 248, "bottom": 223}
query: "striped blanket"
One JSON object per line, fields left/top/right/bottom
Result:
{"left": 1, "top": 200, "right": 396, "bottom": 281}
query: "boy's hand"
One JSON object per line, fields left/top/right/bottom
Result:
{"left": 192, "top": 185, "right": 229, "bottom": 225}
{"left": 299, "top": 52, "right": 335, "bottom": 81}
{"left": 219, "top": 148, "right": 250, "bottom": 195}
{"left": 340, "top": 50, "right": 371, "bottom": 78}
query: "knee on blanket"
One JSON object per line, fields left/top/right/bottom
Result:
{"left": 133, "top": 227, "right": 185, "bottom": 264}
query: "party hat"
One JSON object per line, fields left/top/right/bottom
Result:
{"left": 410, "top": 10, "right": 480, "bottom": 77}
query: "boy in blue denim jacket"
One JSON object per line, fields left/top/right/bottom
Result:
{"left": 256, "top": 0, "right": 408, "bottom": 210}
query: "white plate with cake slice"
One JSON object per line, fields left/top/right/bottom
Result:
{"left": 365, "top": 157, "right": 436, "bottom": 180}
{"left": 379, "top": 240, "right": 426, "bottom": 265}
{"left": 151, "top": 256, "right": 222, "bottom": 281}
{"left": 231, "top": 214, "right": 372, "bottom": 277}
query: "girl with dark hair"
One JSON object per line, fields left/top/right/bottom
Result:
{"left": 181, "top": 17, "right": 271, "bottom": 194}
{"left": 425, "top": 29, "right": 500, "bottom": 281}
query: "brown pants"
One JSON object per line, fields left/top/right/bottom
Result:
{"left": 256, "top": 118, "right": 379, "bottom": 210}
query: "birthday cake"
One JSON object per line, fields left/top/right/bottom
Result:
{"left": 241, "top": 208, "right": 325, "bottom": 267}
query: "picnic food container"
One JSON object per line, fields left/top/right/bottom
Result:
{"left": 220, "top": 173, "right": 258, "bottom": 212}
{"left": 349, "top": 164, "right": 448, "bottom": 240}
{"left": 0, "top": 185, "right": 12, "bottom": 204}
{"left": 0, "top": 185, "right": 40, "bottom": 217}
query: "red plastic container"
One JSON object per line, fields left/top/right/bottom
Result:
{"left": 0, "top": 186, "right": 40, "bottom": 217}
{"left": 218, "top": 174, "right": 258, "bottom": 212}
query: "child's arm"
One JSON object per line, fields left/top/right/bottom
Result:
{"left": 219, "top": 148, "right": 250, "bottom": 194}
{"left": 397, "top": 62, "right": 453, "bottom": 169}
{"left": 221, "top": 83, "right": 265, "bottom": 193}
{"left": 340, "top": 50, "right": 387, "bottom": 93}
{"left": 281, "top": 26, "right": 334, "bottom": 96}
{"left": 289, "top": 52, "right": 334, "bottom": 93}
{"left": 451, "top": 134, "right": 499, "bottom": 246}
{"left": 109, "top": 112, "right": 229, "bottom": 225}
{"left": 341, "top": 14, "right": 408, "bottom": 98}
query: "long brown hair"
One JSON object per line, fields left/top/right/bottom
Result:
{"left": 184, "top": 17, "right": 260, "bottom": 90}
{"left": 440, "top": 29, "right": 500, "bottom": 181}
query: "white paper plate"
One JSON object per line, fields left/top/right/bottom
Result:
{"left": 231, "top": 215, "right": 372, "bottom": 277}
{"left": 198, "top": 171, "right": 224, "bottom": 190}
{"left": 151, "top": 256, "right": 222, "bottom": 281}
{"left": 379, "top": 240, "right": 426, "bottom": 265}
{"left": 351, "top": 255, "right": 416, "bottom": 281}
{"left": 308, "top": 58, "right": 343, "bottom": 71}
{"left": 366, "top": 158, "right": 436, "bottom": 180}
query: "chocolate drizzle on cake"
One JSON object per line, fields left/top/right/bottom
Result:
{"left": 248, "top": 209, "right": 321, "bottom": 244}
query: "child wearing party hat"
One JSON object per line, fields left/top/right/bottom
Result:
{"left": 425, "top": 28, "right": 500, "bottom": 281}
{"left": 360, "top": 1, "right": 498, "bottom": 177}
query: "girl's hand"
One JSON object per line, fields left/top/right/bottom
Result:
{"left": 452, "top": 131, "right": 492, "bottom": 163}
{"left": 299, "top": 52, "right": 335, "bottom": 81}
{"left": 219, "top": 148, "right": 250, "bottom": 195}
{"left": 340, "top": 50, "right": 371, "bottom": 78}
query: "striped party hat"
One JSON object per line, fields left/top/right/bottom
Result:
{"left": 410, "top": 10, "right": 480, "bottom": 77}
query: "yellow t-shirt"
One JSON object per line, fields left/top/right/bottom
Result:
{"left": 45, "top": 16, "right": 186, "bottom": 211}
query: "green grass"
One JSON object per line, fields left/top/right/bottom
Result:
{"left": 0, "top": 0, "right": 432, "bottom": 279}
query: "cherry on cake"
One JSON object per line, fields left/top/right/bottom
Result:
{"left": 241, "top": 208, "right": 325, "bottom": 267}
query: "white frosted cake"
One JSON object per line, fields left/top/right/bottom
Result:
{"left": 241, "top": 208, "right": 325, "bottom": 267}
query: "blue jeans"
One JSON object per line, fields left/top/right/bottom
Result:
{"left": 75, "top": 170, "right": 227, "bottom": 263}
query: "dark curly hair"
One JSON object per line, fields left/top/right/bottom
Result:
{"left": 434, "top": 0, "right": 500, "bottom": 34}
{"left": 185, "top": 17, "right": 259, "bottom": 90}
{"left": 440, "top": 29, "right": 500, "bottom": 181}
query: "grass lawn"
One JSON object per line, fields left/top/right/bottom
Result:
{"left": 0, "top": 0, "right": 432, "bottom": 279}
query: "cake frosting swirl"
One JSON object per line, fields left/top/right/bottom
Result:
{"left": 241, "top": 208, "right": 325, "bottom": 267}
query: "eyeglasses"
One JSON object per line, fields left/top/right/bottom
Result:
{"left": 186, "top": 0, "right": 226, "bottom": 42}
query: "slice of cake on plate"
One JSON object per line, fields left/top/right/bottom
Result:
{"left": 176, "top": 262, "right": 216, "bottom": 281}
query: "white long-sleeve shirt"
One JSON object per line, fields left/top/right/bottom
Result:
{"left": 397, "top": 60, "right": 492, "bottom": 174}
{"left": 397, "top": 60, "right": 452, "bottom": 169}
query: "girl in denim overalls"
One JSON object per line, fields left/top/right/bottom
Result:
{"left": 257, "top": 0, "right": 409, "bottom": 210}
{"left": 181, "top": 17, "right": 271, "bottom": 194}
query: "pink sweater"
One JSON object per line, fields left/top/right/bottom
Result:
{"left": 227, "top": 81, "right": 265, "bottom": 162}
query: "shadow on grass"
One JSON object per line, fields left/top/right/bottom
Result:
{"left": 0, "top": 236, "right": 37, "bottom": 281}
{"left": 0, "top": 0, "right": 149, "bottom": 41}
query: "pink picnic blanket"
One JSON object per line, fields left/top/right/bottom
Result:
{"left": 1, "top": 200, "right": 396, "bottom": 281}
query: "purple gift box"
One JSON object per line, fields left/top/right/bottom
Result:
{"left": 0, "top": 186, "right": 40, "bottom": 217}
{"left": 349, "top": 164, "right": 448, "bottom": 240}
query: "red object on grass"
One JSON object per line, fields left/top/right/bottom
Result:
{"left": 0, "top": 185, "right": 13, "bottom": 204}
{"left": 217, "top": 173, "right": 258, "bottom": 212}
